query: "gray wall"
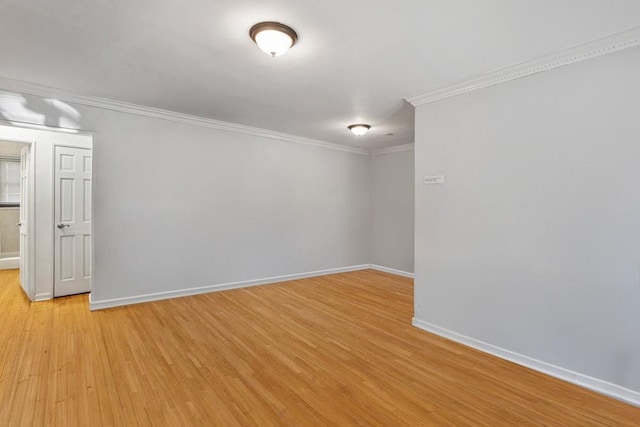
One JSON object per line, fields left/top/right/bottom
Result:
{"left": 0, "top": 140, "right": 25, "bottom": 155}
{"left": 370, "top": 149, "right": 414, "bottom": 273}
{"left": 0, "top": 209, "right": 19, "bottom": 257}
{"left": 414, "top": 46, "right": 640, "bottom": 393}
{"left": 0, "top": 91, "right": 371, "bottom": 303}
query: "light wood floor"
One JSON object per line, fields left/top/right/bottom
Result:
{"left": 1, "top": 269, "right": 638, "bottom": 426}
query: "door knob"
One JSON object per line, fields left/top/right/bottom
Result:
{"left": 57, "top": 224, "right": 70, "bottom": 229}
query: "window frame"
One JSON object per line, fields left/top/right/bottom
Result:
{"left": 0, "top": 155, "right": 21, "bottom": 208}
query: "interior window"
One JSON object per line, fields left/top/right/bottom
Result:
{"left": 0, "top": 156, "right": 21, "bottom": 207}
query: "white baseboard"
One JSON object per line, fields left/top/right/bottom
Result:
{"left": 89, "top": 264, "right": 371, "bottom": 311}
{"left": 0, "top": 257, "right": 19, "bottom": 270}
{"left": 368, "top": 264, "right": 414, "bottom": 278}
{"left": 35, "top": 292, "right": 52, "bottom": 301}
{"left": 412, "top": 318, "right": 640, "bottom": 407}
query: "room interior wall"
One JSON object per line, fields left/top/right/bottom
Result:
{"left": 0, "top": 209, "right": 19, "bottom": 257}
{"left": 370, "top": 149, "right": 414, "bottom": 274}
{"left": 0, "top": 140, "right": 26, "bottom": 259}
{"left": 0, "top": 90, "right": 371, "bottom": 306}
{"left": 413, "top": 46, "right": 640, "bottom": 397}
{"left": 0, "top": 140, "right": 24, "bottom": 155}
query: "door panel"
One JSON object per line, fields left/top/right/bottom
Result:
{"left": 83, "top": 179, "right": 91, "bottom": 221}
{"left": 54, "top": 146, "right": 92, "bottom": 297}
{"left": 60, "top": 179, "right": 75, "bottom": 221}
{"left": 83, "top": 235, "right": 91, "bottom": 278}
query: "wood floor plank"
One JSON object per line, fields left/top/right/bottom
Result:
{"left": 0, "top": 268, "right": 638, "bottom": 426}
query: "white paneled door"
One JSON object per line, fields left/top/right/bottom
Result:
{"left": 54, "top": 146, "right": 92, "bottom": 297}
{"left": 19, "top": 145, "right": 31, "bottom": 295}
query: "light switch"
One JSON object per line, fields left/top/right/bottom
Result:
{"left": 423, "top": 175, "right": 445, "bottom": 185}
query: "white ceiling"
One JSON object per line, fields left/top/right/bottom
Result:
{"left": 1, "top": 0, "right": 639, "bottom": 149}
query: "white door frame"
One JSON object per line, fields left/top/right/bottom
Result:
{"left": 0, "top": 120, "right": 93, "bottom": 301}
{"left": 19, "top": 144, "right": 35, "bottom": 298}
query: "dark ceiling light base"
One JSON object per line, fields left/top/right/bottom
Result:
{"left": 250, "top": 22, "right": 298, "bottom": 57}
{"left": 348, "top": 124, "right": 371, "bottom": 136}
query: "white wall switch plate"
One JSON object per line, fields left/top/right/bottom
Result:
{"left": 423, "top": 175, "right": 445, "bottom": 185}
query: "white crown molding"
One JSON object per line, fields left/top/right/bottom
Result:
{"left": 412, "top": 318, "right": 640, "bottom": 407}
{"left": 0, "top": 76, "right": 370, "bottom": 155}
{"left": 370, "top": 143, "right": 414, "bottom": 156}
{"left": 406, "top": 26, "right": 640, "bottom": 107}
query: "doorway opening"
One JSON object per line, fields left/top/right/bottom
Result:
{"left": 0, "top": 140, "right": 29, "bottom": 272}
{"left": 0, "top": 123, "right": 93, "bottom": 302}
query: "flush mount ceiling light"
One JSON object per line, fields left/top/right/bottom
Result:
{"left": 249, "top": 22, "right": 298, "bottom": 57}
{"left": 348, "top": 124, "right": 371, "bottom": 136}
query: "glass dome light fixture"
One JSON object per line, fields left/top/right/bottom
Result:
{"left": 249, "top": 22, "right": 298, "bottom": 57}
{"left": 348, "top": 124, "right": 371, "bottom": 136}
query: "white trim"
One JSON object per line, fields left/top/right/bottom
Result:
{"left": 370, "top": 144, "right": 414, "bottom": 156}
{"left": 368, "top": 264, "right": 414, "bottom": 278}
{"left": 0, "top": 257, "right": 19, "bottom": 270}
{"left": 0, "top": 77, "right": 369, "bottom": 156}
{"left": 89, "top": 265, "right": 371, "bottom": 310}
{"left": 35, "top": 292, "right": 52, "bottom": 301}
{"left": 412, "top": 318, "right": 640, "bottom": 407}
{"left": 405, "top": 26, "right": 640, "bottom": 106}
{"left": 0, "top": 118, "right": 93, "bottom": 136}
